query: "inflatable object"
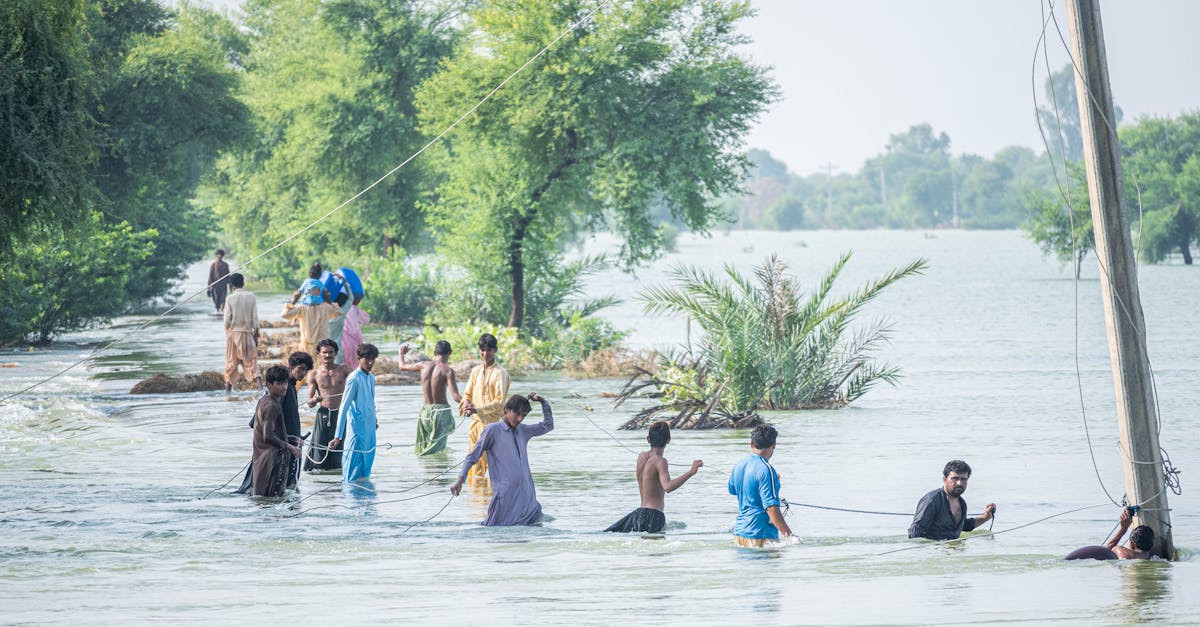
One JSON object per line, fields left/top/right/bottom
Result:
{"left": 338, "top": 267, "right": 364, "bottom": 297}
{"left": 1065, "top": 545, "right": 1118, "bottom": 561}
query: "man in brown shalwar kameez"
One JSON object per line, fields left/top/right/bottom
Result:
{"left": 249, "top": 365, "right": 302, "bottom": 497}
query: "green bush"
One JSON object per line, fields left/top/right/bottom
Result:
{"left": 367, "top": 249, "right": 438, "bottom": 325}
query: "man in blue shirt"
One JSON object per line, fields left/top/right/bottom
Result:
{"left": 728, "top": 425, "right": 794, "bottom": 547}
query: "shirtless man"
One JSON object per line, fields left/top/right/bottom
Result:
{"left": 1105, "top": 507, "right": 1155, "bottom": 559}
{"left": 304, "top": 338, "right": 352, "bottom": 471}
{"left": 400, "top": 342, "right": 463, "bottom": 455}
{"left": 605, "top": 421, "right": 702, "bottom": 533}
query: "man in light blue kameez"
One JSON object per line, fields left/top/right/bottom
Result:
{"left": 450, "top": 393, "right": 554, "bottom": 526}
{"left": 328, "top": 343, "right": 379, "bottom": 483}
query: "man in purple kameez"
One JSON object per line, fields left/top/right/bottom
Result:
{"left": 450, "top": 393, "right": 554, "bottom": 526}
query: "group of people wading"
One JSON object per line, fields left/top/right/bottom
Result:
{"left": 215, "top": 253, "right": 1154, "bottom": 556}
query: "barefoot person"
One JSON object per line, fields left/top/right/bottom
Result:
{"left": 606, "top": 421, "right": 702, "bottom": 533}
{"left": 328, "top": 344, "right": 379, "bottom": 483}
{"left": 458, "top": 333, "right": 510, "bottom": 482}
{"left": 908, "top": 459, "right": 996, "bottom": 541}
{"left": 450, "top": 394, "right": 554, "bottom": 526}
{"left": 223, "top": 273, "right": 259, "bottom": 393}
{"left": 399, "top": 342, "right": 462, "bottom": 455}
{"left": 243, "top": 365, "right": 302, "bottom": 497}
{"left": 305, "top": 339, "right": 352, "bottom": 471}
{"left": 728, "top": 424, "right": 794, "bottom": 547}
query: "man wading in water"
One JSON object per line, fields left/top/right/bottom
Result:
{"left": 606, "top": 421, "right": 702, "bottom": 533}
{"left": 399, "top": 342, "right": 462, "bottom": 456}
{"left": 306, "top": 339, "right": 351, "bottom": 471}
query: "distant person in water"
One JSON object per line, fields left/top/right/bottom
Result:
{"left": 399, "top": 342, "right": 462, "bottom": 455}
{"left": 1066, "top": 507, "right": 1156, "bottom": 561}
{"left": 728, "top": 424, "right": 794, "bottom": 547}
{"left": 207, "top": 249, "right": 231, "bottom": 313}
{"left": 242, "top": 365, "right": 302, "bottom": 497}
{"left": 908, "top": 460, "right": 996, "bottom": 541}
{"left": 305, "top": 339, "right": 352, "bottom": 471}
{"left": 450, "top": 394, "right": 554, "bottom": 526}
{"left": 606, "top": 421, "right": 702, "bottom": 533}
{"left": 328, "top": 343, "right": 379, "bottom": 483}
{"left": 459, "top": 333, "right": 510, "bottom": 483}
{"left": 223, "top": 273, "right": 259, "bottom": 393}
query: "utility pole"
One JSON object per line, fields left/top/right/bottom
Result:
{"left": 1066, "top": 0, "right": 1173, "bottom": 558}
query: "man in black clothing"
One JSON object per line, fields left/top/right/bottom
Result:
{"left": 237, "top": 352, "right": 312, "bottom": 493}
{"left": 908, "top": 459, "right": 997, "bottom": 541}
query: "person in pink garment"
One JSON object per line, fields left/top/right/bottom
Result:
{"left": 340, "top": 302, "right": 369, "bottom": 364}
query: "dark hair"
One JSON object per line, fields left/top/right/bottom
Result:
{"left": 316, "top": 338, "right": 339, "bottom": 354}
{"left": 943, "top": 460, "right": 972, "bottom": 478}
{"left": 216, "top": 249, "right": 225, "bottom": 256}
{"left": 503, "top": 394, "right": 532, "bottom": 416}
{"left": 434, "top": 340, "right": 452, "bottom": 356}
{"left": 357, "top": 343, "right": 379, "bottom": 359}
{"left": 265, "top": 364, "right": 289, "bottom": 384}
{"left": 230, "top": 273, "right": 245, "bottom": 288}
{"left": 287, "top": 352, "right": 313, "bottom": 369}
{"left": 751, "top": 424, "right": 777, "bottom": 450}
{"left": 647, "top": 421, "right": 671, "bottom": 448}
{"left": 1131, "top": 525, "right": 1155, "bottom": 551}
{"left": 309, "top": 262, "right": 322, "bottom": 279}
{"left": 334, "top": 290, "right": 349, "bottom": 307}
{"left": 478, "top": 333, "right": 498, "bottom": 351}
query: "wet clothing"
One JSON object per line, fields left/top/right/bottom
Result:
{"left": 340, "top": 305, "right": 369, "bottom": 367}
{"left": 908, "top": 488, "right": 979, "bottom": 540}
{"left": 335, "top": 368, "right": 376, "bottom": 482}
{"left": 282, "top": 378, "right": 302, "bottom": 488}
{"left": 605, "top": 507, "right": 666, "bottom": 533}
{"left": 459, "top": 405, "right": 554, "bottom": 526}
{"left": 1065, "top": 545, "right": 1118, "bottom": 561}
{"left": 248, "top": 394, "right": 290, "bottom": 497}
{"left": 305, "top": 407, "right": 341, "bottom": 471}
{"left": 728, "top": 453, "right": 783, "bottom": 541}
{"left": 415, "top": 404, "right": 455, "bottom": 456}
{"left": 208, "top": 259, "right": 230, "bottom": 311}
{"left": 298, "top": 278, "right": 325, "bottom": 306}
{"left": 223, "top": 289, "right": 258, "bottom": 385}
{"left": 281, "top": 302, "right": 342, "bottom": 363}
{"left": 460, "top": 363, "right": 510, "bottom": 482}
{"left": 328, "top": 300, "right": 351, "bottom": 365}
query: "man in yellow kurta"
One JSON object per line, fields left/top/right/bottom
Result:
{"left": 459, "top": 333, "right": 510, "bottom": 483}
{"left": 281, "top": 300, "right": 343, "bottom": 363}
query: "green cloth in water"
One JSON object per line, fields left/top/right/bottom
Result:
{"left": 415, "top": 404, "right": 456, "bottom": 456}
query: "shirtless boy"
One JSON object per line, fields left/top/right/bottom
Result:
{"left": 400, "top": 342, "right": 463, "bottom": 455}
{"left": 305, "top": 338, "right": 352, "bottom": 471}
{"left": 605, "top": 421, "right": 702, "bottom": 533}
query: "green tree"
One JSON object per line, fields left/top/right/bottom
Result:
{"left": 1121, "top": 112, "right": 1200, "bottom": 264}
{"left": 88, "top": 1, "right": 252, "bottom": 302}
{"left": 1025, "top": 163, "right": 1093, "bottom": 278}
{"left": 1, "top": 0, "right": 94, "bottom": 253}
{"left": 205, "top": 0, "right": 463, "bottom": 285}
{"left": 417, "top": 0, "right": 777, "bottom": 330}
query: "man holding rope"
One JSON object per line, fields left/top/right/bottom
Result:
{"left": 908, "top": 459, "right": 996, "bottom": 541}
{"left": 306, "top": 339, "right": 352, "bottom": 471}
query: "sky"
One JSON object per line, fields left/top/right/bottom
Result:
{"left": 199, "top": 0, "right": 1200, "bottom": 176}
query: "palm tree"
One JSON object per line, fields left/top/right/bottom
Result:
{"left": 621, "top": 253, "right": 925, "bottom": 426}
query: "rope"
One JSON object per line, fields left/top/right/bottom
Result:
{"left": 873, "top": 502, "right": 1110, "bottom": 557}
{"left": 400, "top": 495, "right": 457, "bottom": 535}
{"left": 0, "top": 0, "right": 615, "bottom": 407}
{"left": 199, "top": 460, "right": 251, "bottom": 500}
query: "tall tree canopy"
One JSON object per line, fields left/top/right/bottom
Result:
{"left": 203, "top": 0, "right": 464, "bottom": 283}
{"left": 417, "top": 0, "right": 777, "bottom": 329}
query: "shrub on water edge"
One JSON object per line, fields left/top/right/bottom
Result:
{"left": 367, "top": 249, "right": 438, "bottom": 325}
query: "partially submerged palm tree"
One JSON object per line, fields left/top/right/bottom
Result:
{"left": 617, "top": 253, "right": 926, "bottom": 428}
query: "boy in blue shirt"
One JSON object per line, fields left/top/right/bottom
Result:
{"left": 728, "top": 425, "right": 794, "bottom": 547}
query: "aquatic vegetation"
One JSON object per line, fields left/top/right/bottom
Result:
{"left": 625, "top": 253, "right": 926, "bottom": 422}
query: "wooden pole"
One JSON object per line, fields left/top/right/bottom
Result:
{"left": 1065, "top": 0, "right": 1173, "bottom": 558}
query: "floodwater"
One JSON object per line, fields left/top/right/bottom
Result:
{"left": 2, "top": 230, "right": 1197, "bottom": 625}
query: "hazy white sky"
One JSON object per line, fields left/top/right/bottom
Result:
{"left": 199, "top": 0, "right": 1200, "bottom": 176}
{"left": 739, "top": 0, "right": 1200, "bottom": 174}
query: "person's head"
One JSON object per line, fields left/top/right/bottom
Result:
{"left": 750, "top": 424, "right": 778, "bottom": 456}
{"left": 357, "top": 343, "right": 379, "bottom": 372}
{"left": 265, "top": 364, "right": 290, "bottom": 397}
{"left": 478, "top": 333, "right": 498, "bottom": 363}
{"left": 316, "top": 339, "right": 339, "bottom": 365}
{"left": 1130, "top": 525, "right": 1155, "bottom": 552}
{"left": 287, "top": 351, "right": 313, "bottom": 381}
{"left": 230, "top": 273, "right": 245, "bottom": 289}
{"left": 647, "top": 421, "right": 671, "bottom": 448}
{"left": 216, "top": 249, "right": 225, "bottom": 258}
{"left": 502, "top": 394, "right": 533, "bottom": 427}
{"left": 434, "top": 340, "right": 452, "bottom": 358}
{"left": 309, "top": 263, "right": 323, "bottom": 279}
{"left": 942, "top": 459, "right": 973, "bottom": 497}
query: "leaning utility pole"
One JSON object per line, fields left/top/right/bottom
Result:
{"left": 1066, "top": 0, "right": 1173, "bottom": 558}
